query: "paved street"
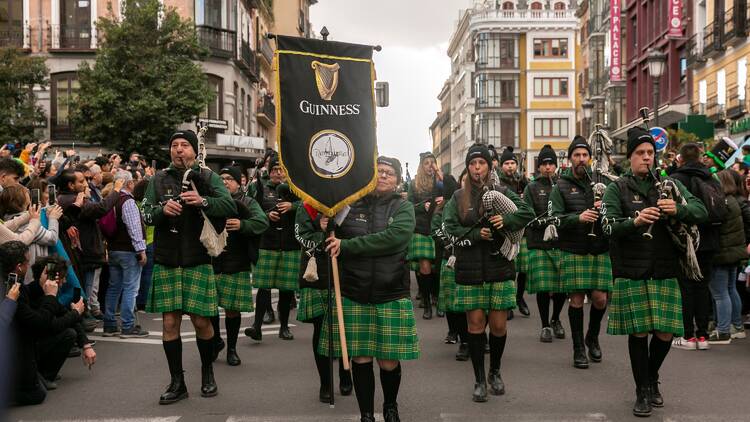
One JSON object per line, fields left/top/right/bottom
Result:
{"left": 9, "top": 288, "right": 750, "bottom": 422}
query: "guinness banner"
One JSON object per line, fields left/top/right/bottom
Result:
{"left": 275, "top": 35, "right": 378, "bottom": 217}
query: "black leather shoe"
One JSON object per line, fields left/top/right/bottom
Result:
{"left": 319, "top": 384, "right": 332, "bottom": 403}
{"left": 551, "top": 320, "right": 566, "bottom": 339}
{"left": 159, "top": 373, "right": 188, "bottom": 405}
{"left": 339, "top": 370, "right": 353, "bottom": 396}
{"left": 263, "top": 309, "right": 275, "bottom": 324}
{"left": 585, "top": 333, "right": 603, "bottom": 363}
{"left": 488, "top": 371, "right": 505, "bottom": 395}
{"left": 244, "top": 326, "right": 262, "bottom": 341}
{"left": 226, "top": 348, "right": 241, "bottom": 366}
{"left": 383, "top": 402, "right": 400, "bottom": 422}
{"left": 472, "top": 382, "right": 488, "bottom": 402}
{"left": 212, "top": 338, "right": 225, "bottom": 362}
{"left": 633, "top": 386, "right": 652, "bottom": 417}
{"left": 540, "top": 327, "right": 553, "bottom": 343}
{"left": 279, "top": 327, "right": 294, "bottom": 340}
{"left": 200, "top": 365, "right": 218, "bottom": 397}
{"left": 517, "top": 298, "right": 530, "bottom": 317}
{"left": 455, "top": 343, "right": 469, "bottom": 361}
{"left": 649, "top": 380, "right": 664, "bottom": 408}
{"left": 422, "top": 298, "right": 432, "bottom": 320}
{"left": 573, "top": 345, "right": 589, "bottom": 369}
{"left": 360, "top": 413, "right": 376, "bottom": 422}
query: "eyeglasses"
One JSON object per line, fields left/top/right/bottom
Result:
{"left": 378, "top": 169, "right": 397, "bottom": 178}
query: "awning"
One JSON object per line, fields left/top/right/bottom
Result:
{"left": 611, "top": 103, "right": 690, "bottom": 139}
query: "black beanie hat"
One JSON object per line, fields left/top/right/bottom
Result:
{"left": 538, "top": 144, "right": 557, "bottom": 166}
{"left": 465, "top": 144, "right": 493, "bottom": 168}
{"left": 500, "top": 146, "right": 518, "bottom": 164}
{"left": 626, "top": 127, "right": 655, "bottom": 158}
{"left": 419, "top": 151, "right": 436, "bottom": 163}
{"left": 169, "top": 130, "right": 199, "bottom": 155}
{"left": 377, "top": 156, "right": 402, "bottom": 182}
{"left": 220, "top": 165, "right": 243, "bottom": 185}
{"left": 268, "top": 155, "right": 281, "bottom": 170}
{"left": 567, "top": 135, "right": 591, "bottom": 158}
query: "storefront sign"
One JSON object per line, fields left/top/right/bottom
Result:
{"left": 668, "top": 0, "right": 683, "bottom": 38}
{"left": 610, "top": 0, "right": 622, "bottom": 81}
{"left": 216, "top": 134, "right": 265, "bottom": 150}
{"left": 729, "top": 117, "right": 750, "bottom": 135}
{"left": 198, "top": 118, "right": 229, "bottom": 130}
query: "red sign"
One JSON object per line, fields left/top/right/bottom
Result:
{"left": 668, "top": 0, "right": 683, "bottom": 38}
{"left": 610, "top": 0, "right": 622, "bottom": 82}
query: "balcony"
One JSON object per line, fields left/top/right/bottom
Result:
{"left": 477, "top": 55, "right": 519, "bottom": 70}
{"left": 726, "top": 91, "right": 747, "bottom": 120}
{"left": 236, "top": 40, "right": 258, "bottom": 81}
{"left": 257, "top": 96, "right": 275, "bottom": 127}
{"left": 686, "top": 32, "right": 706, "bottom": 68}
{"left": 723, "top": 3, "right": 748, "bottom": 46}
{"left": 259, "top": 36, "right": 274, "bottom": 67}
{"left": 705, "top": 96, "right": 725, "bottom": 123}
{"left": 49, "top": 24, "right": 94, "bottom": 50}
{"left": 0, "top": 25, "right": 30, "bottom": 49}
{"left": 702, "top": 22, "right": 724, "bottom": 58}
{"left": 467, "top": 8, "right": 577, "bottom": 31}
{"left": 196, "top": 25, "right": 236, "bottom": 58}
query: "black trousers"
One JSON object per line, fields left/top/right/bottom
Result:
{"left": 679, "top": 251, "right": 714, "bottom": 339}
{"left": 36, "top": 328, "right": 77, "bottom": 381}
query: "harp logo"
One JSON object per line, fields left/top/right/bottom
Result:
{"left": 309, "top": 129, "right": 354, "bottom": 178}
{"left": 311, "top": 61, "right": 340, "bottom": 101}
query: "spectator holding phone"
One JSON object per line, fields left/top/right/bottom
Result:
{"left": 1, "top": 266, "right": 21, "bottom": 419}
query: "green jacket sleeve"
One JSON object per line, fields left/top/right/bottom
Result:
{"left": 549, "top": 185, "right": 579, "bottom": 228}
{"left": 239, "top": 197, "right": 269, "bottom": 236}
{"left": 340, "top": 200, "right": 415, "bottom": 258}
{"left": 142, "top": 177, "right": 164, "bottom": 227}
{"left": 673, "top": 179, "right": 709, "bottom": 225}
{"left": 295, "top": 206, "right": 324, "bottom": 250}
{"left": 442, "top": 196, "right": 482, "bottom": 244}
{"left": 203, "top": 172, "right": 237, "bottom": 218}
{"left": 601, "top": 181, "right": 637, "bottom": 238}
{"left": 501, "top": 188, "right": 534, "bottom": 231}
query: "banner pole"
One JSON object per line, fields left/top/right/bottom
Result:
{"left": 331, "top": 238, "right": 350, "bottom": 371}
{"left": 327, "top": 244, "right": 335, "bottom": 408}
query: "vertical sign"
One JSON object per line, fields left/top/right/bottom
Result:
{"left": 610, "top": 0, "right": 622, "bottom": 81}
{"left": 668, "top": 0, "right": 683, "bottom": 38}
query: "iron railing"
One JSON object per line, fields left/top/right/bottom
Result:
{"left": 257, "top": 96, "right": 275, "bottom": 126}
{"left": 260, "top": 36, "right": 273, "bottom": 65}
{"left": 196, "top": 25, "right": 236, "bottom": 58}
{"left": 49, "top": 24, "right": 94, "bottom": 49}
{"left": 0, "top": 26, "right": 29, "bottom": 48}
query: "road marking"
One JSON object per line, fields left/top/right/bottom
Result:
{"left": 227, "top": 415, "right": 370, "bottom": 421}
{"left": 88, "top": 324, "right": 297, "bottom": 344}
{"left": 440, "top": 413, "right": 610, "bottom": 422}
{"left": 17, "top": 418, "right": 181, "bottom": 422}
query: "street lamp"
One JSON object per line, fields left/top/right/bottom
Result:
{"left": 582, "top": 99, "right": 594, "bottom": 137}
{"left": 646, "top": 48, "right": 667, "bottom": 127}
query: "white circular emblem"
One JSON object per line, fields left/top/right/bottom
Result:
{"left": 309, "top": 130, "right": 355, "bottom": 178}
{"left": 671, "top": 18, "right": 680, "bottom": 28}
{"left": 612, "top": 67, "right": 620, "bottom": 75}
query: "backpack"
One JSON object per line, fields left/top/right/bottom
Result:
{"left": 690, "top": 176, "right": 727, "bottom": 225}
{"left": 98, "top": 205, "right": 117, "bottom": 239}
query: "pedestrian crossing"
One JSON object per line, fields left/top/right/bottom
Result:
{"left": 87, "top": 324, "right": 297, "bottom": 344}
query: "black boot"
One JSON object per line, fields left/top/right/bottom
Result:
{"left": 159, "top": 372, "right": 188, "bottom": 405}
{"left": 225, "top": 316, "right": 241, "bottom": 366}
{"left": 468, "top": 333, "right": 487, "bottom": 402}
{"left": 633, "top": 385, "right": 652, "bottom": 417}
{"left": 383, "top": 402, "right": 400, "bottom": 422}
{"left": 226, "top": 348, "right": 241, "bottom": 366}
{"left": 573, "top": 331, "right": 589, "bottom": 369}
{"left": 488, "top": 370, "right": 505, "bottom": 396}
{"left": 339, "top": 359, "right": 353, "bottom": 396}
{"left": 314, "top": 353, "right": 331, "bottom": 403}
{"left": 279, "top": 326, "right": 294, "bottom": 340}
{"left": 585, "top": 332, "right": 602, "bottom": 363}
{"left": 360, "top": 414, "right": 375, "bottom": 422}
{"left": 418, "top": 274, "right": 432, "bottom": 320}
{"left": 649, "top": 379, "right": 664, "bottom": 408}
{"left": 197, "top": 338, "right": 218, "bottom": 398}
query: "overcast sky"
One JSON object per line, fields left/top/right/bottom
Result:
{"left": 310, "top": 0, "right": 471, "bottom": 174}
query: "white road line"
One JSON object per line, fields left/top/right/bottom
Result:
{"left": 17, "top": 417, "right": 181, "bottom": 422}
{"left": 89, "top": 325, "right": 297, "bottom": 344}
{"left": 227, "top": 415, "right": 368, "bottom": 421}
{"left": 440, "top": 413, "right": 610, "bottom": 422}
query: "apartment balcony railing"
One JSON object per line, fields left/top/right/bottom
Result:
{"left": 48, "top": 24, "right": 94, "bottom": 50}
{"left": 259, "top": 36, "right": 274, "bottom": 66}
{"left": 0, "top": 25, "right": 31, "bottom": 49}
{"left": 724, "top": 3, "right": 748, "bottom": 46}
{"left": 705, "top": 96, "right": 725, "bottom": 123}
{"left": 470, "top": 9, "right": 576, "bottom": 24}
{"left": 256, "top": 96, "right": 275, "bottom": 127}
{"left": 196, "top": 25, "right": 235, "bottom": 58}
{"left": 476, "top": 56, "right": 519, "bottom": 70}
{"left": 686, "top": 32, "right": 706, "bottom": 68}
{"left": 702, "top": 22, "right": 724, "bottom": 58}
{"left": 236, "top": 40, "right": 258, "bottom": 81}
{"left": 726, "top": 90, "right": 747, "bottom": 120}
{"left": 476, "top": 95, "right": 519, "bottom": 109}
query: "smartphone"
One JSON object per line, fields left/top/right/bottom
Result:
{"left": 46, "top": 262, "right": 57, "bottom": 281}
{"left": 151, "top": 160, "right": 157, "bottom": 170}
{"left": 31, "top": 189, "right": 40, "bottom": 207}
{"left": 48, "top": 185, "right": 57, "bottom": 206}
{"left": 72, "top": 287, "right": 81, "bottom": 304}
{"left": 6, "top": 273, "right": 18, "bottom": 294}
{"left": 73, "top": 155, "right": 81, "bottom": 163}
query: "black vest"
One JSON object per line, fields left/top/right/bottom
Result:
{"left": 410, "top": 182, "right": 439, "bottom": 236}
{"left": 152, "top": 168, "right": 223, "bottom": 267}
{"left": 259, "top": 182, "right": 299, "bottom": 251}
{"left": 609, "top": 177, "right": 680, "bottom": 279}
{"left": 212, "top": 195, "right": 261, "bottom": 275}
{"left": 453, "top": 185, "right": 516, "bottom": 285}
{"left": 555, "top": 177, "right": 608, "bottom": 255}
{"left": 526, "top": 178, "right": 556, "bottom": 250}
{"left": 337, "top": 194, "right": 410, "bottom": 304}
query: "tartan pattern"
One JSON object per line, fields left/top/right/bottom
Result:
{"left": 318, "top": 297, "right": 420, "bottom": 360}
{"left": 407, "top": 234, "right": 435, "bottom": 262}
{"left": 452, "top": 280, "right": 516, "bottom": 312}
{"left": 515, "top": 238, "right": 529, "bottom": 274}
{"left": 438, "top": 260, "right": 458, "bottom": 312}
{"left": 559, "top": 251, "right": 613, "bottom": 292}
{"left": 147, "top": 264, "right": 218, "bottom": 316}
{"left": 297, "top": 287, "right": 327, "bottom": 322}
{"left": 526, "top": 249, "right": 564, "bottom": 293}
{"left": 216, "top": 271, "right": 254, "bottom": 312}
{"left": 253, "top": 249, "right": 300, "bottom": 292}
{"left": 608, "top": 278, "right": 684, "bottom": 336}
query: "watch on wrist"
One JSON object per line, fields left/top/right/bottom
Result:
{"left": 201, "top": 198, "right": 209, "bottom": 208}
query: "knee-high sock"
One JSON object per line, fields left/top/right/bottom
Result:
{"left": 551, "top": 293, "right": 566, "bottom": 321}
{"left": 446, "top": 311, "right": 459, "bottom": 334}
{"left": 254, "top": 289, "right": 271, "bottom": 328}
{"left": 210, "top": 315, "right": 222, "bottom": 342}
{"left": 648, "top": 336, "right": 672, "bottom": 381}
{"left": 568, "top": 305, "right": 584, "bottom": 336}
{"left": 311, "top": 317, "right": 330, "bottom": 388}
{"left": 339, "top": 357, "right": 351, "bottom": 382}
{"left": 352, "top": 361, "right": 375, "bottom": 415}
{"left": 196, "top": 338, "right": 214, "bottom": 368}
{"left": 429, "top": 273, "right": 440, "bottom": 302}
{"left": 454, "top": 312, "right": 469, "bottom": 344}
{"left": 588, "top": 303, "right": 607, "bottom": 336}
{"left": 467, "top": 332, "right": 487, "bottom": 383}
{"left": 488, "top": 333, "right": 507, "bottom": 373}
{"left": 380, "top": 362, "right": 401, "bottom": 406}
{"left": 278, "top": 290, "right": 294, "bottom": 329}
{"left": 225, "top": 316, "right": 241, "bottom": 350}
{"left": 416, "top": 273, "right": 429, "bottom": 304}
{"left": 628, "top": 335, "right": 649, "bottom": 388}
{"left": 537, "top": 293, "right": 551, "bottom": 328}
{"left": 516, "top": 273, "right": 527, "bottom": 301}
{"left": 163, "top": 338, "right": 183, "bottom": 376}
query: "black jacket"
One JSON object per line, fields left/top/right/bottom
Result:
{"left": 669, "top": 163, "right": 720, "bottom": 252}
{"left": 57, "top": 190, "right": 119, "bottom": 270}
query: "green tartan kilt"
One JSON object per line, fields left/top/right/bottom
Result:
{"left": 515, "top": 238, "right": 529, "bottom": 274}
{"left": 216, "top": 271, "right": 254, "bottom": 312}
{"left": 526, "top": 249, "right": 564, "bottom": 294}
{"left": 607, "top": 278, "right": 684, "bottom": 336}
{"left": 297, "top": 288, "right": 327, "bottom": 322}
{"left": 318, "top": 297, "right": 420, "bottom": 361}
{"left": 253, "top": 249, "right": 300, "bottom": 292}
{"left": 559, "top": 251, "right": 612, "bottom": 292}
{"left": 407, "top": 234, "right": 435, "bottom": 262}
{"left": 452, "top": 280, "right": 516, "bottom": 312}
{"left": 147, "top": 264, "right": 218, "bottom": 317}
{"left": 438, "top": 260, "right": 458, "bottom": 312}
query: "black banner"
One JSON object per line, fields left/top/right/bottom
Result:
{"left": 275, "top": 35, "right": 378, "bottom": 217}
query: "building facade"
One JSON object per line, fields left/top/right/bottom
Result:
{"left": 442, "top": 0, "right": 579, "bottom": 177}
{"left": 429, "top": 80, "right": 452, "bottom": 175}
{"left": 0, "top": 0, "right": 315, "bottom": 164}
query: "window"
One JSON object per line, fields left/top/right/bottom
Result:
{"left": 475, "top": 74, "right": 518, "bottom": 107}
{"left": 502, "top": 1, "right": 513, "bottom": 10}
{"left": 717, "top": 69, "right": 726, "bottom": 106}
{"left": 246, "top": 94, "right": 252, "bottom": 134}
{"left": 202, "top": 74, "right": 223, "bottom": 119}
{"left": 196, "top": 0, "right": 236, "bottom": 29}
{"left": 233, "top": 82, "right": 238, "bottom": 129}
{"left": 239, "top": 88, "right": 245, "bottom": 133}
{"left": 533, "top": 38, "right": 568, "bottom": 58}
{"left": 554, "top": 2, "right": 565, "bottom": 10}
{"left": 533, "top": 78, "right": 569, "bottom": 97}
{"left": 474, "top": 113, "right": 518, "bottom": 147}
{"left": 476, "top": 33, "right": 517, "bottom": 68}
{"left": 0, "top": 0, "right": 24, "bottom": 47}
{"left": 51, "top": 72, "right": 79, "bottom": 140}
{"left": 534, "top": 118, "right": 569, "bottom": 137}
{"left": 530, "top": 1, "right": 542, "bottom": 9}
